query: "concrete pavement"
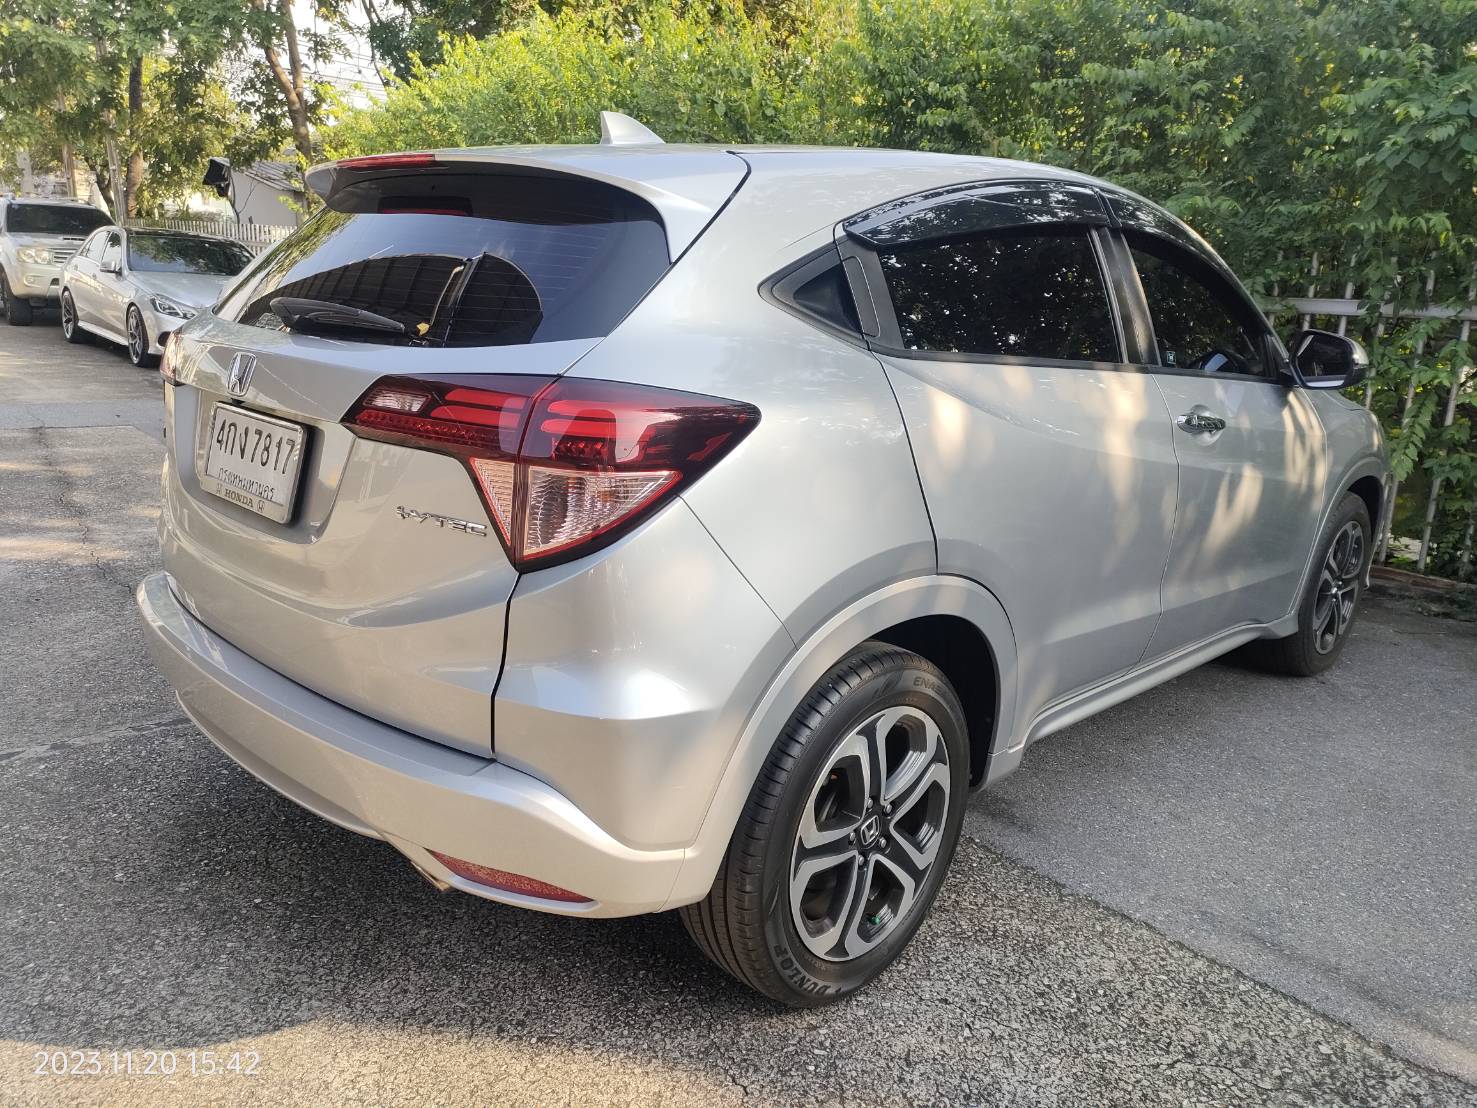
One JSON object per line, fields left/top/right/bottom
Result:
{"left": 0, "top": 318, "right": 1473, "bottom": 1106}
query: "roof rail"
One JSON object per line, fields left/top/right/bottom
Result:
{"left": 599, "top": 111, "right": 664, "bottom": 147}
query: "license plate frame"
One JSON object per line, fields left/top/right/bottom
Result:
{"left": 197, "top": 402, "right": 307, "bottom": 524}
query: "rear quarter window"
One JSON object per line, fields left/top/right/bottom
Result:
{"left": 218, "top": 173, "right": 669, "bottom": 347}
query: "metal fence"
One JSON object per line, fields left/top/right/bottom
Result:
{"left": 1261, "top": 258, "right": 1476, "bottom": 577}
{"left": 122, "top": 218, "right": 295, "bottom": 254}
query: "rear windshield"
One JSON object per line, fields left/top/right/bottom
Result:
{"left": 129, "top": 233, "right": 252, "bottom": 275}
{"left": 6, "top": 203, "right": 110, "bottom": 237}
{"left": 218, "top": 172, "right": 670, "bottom": 347}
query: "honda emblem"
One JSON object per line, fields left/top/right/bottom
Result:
{"left": 227, "top": 352, "right": 257, "bottom": 397}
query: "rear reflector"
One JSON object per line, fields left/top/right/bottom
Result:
{"left": 428, "top": 851, "right": 592, "bottom": 903}
{"left": 345, "top": 375, "right": 758, "bottom": 571}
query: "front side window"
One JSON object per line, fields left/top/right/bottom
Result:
{"left": 100, "top": 234, "right": 122, "bottom": 271}
{"left": 128, "top": 234, "right": 252, "bottom": 276}
{"left": 1128, "top": 234, "right": 1270, "bottom": 378}
{"left": 877, "top": 226, "right": 1119, "bottom": 362}
{"left": 5, "top": 203, "right": 110, "bottom": 237}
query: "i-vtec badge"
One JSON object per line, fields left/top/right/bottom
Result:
{"left": 395, "top": 505, "right": 488, "bottom": 537}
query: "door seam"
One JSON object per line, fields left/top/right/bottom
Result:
{"left": 1137, "top": 372, "right": 1181, "bottom": 667}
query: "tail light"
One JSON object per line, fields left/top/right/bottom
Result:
{"left": 336, "top": 152, "right": 437, "bottom": 171}
{"left": 344, "top": 375, "right": 759, "bottom": 571}
{"left": 159, "top": 333, "right": 181, "bottom": 384}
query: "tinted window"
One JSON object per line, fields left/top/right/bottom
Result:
{"left": 847, "top": 181, "right": 1107, "bottom": 249}
{"left": 6, "top": 203, "right": 110, "bottom": 236}
{"left": 1129, "top": 234, "right": 1270, "bottom": 378}
{"left": 786, "top": 259, "right": 861, "bottom": 333}
{"left": 220, "top": 173, "right": 669, "bottom": 347}
{"left": 100, "top": 234, "right": 122, "bottom": 270}
{"left": 81, "top": 231, "right": 107, "bottom": 262}
{"left": 878, "top": 226, "right": 1119, "bottom": 361}
{"left": 128, "top": 233, "right": 251, "bottom": 275}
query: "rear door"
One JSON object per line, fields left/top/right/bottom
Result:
{"left": 67, "top": 231, "right": 105, "bottom": 325}
{"left": 95, "top": 232, "right": 129, "bottom": 337}
{"left": 1107, "top": 202, "right": 1327, "bottom": 657}
{"left": 76, "top": 231, "right": 118, "bottom": 330}
{"left": 160, "top": 168, "right": 677, "bottom": 755}
{"left": 843, "top": 182, "right": 1181, "bottom": 721}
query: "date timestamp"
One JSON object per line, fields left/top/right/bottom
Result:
{"left": 33, "top": 1050, "right": 260, "bottom": 1077}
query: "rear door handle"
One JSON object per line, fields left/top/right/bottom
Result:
{"left": 1177, "top": 409, "right": 1227, "bottom": 435}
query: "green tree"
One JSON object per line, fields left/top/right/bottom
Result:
{"left": 327, "top": 1, "right": 812, "bottom": 154}
{"left": 0, "top": 0, "right": 293, "bottom": 215}
{"left": 323, "top": 0, "right": 1477, "bottom": 573}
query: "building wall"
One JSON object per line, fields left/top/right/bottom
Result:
{"left": 230, "top": 171, "right": 303, "bottom": 227}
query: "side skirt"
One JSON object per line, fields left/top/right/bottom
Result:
{"left": 995, "top": 616, "right": 1294, "bottom": 775}
{"left": 78, "top": 319, "right": 127, "bottom": 346}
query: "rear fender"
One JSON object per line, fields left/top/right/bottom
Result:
{"left": 663, "top": 573, "right": 1018, "bottom": 909}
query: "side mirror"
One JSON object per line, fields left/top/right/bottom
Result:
{"left": 1288, "top": 328, "right": 1369, "bottom": 390}
{"left": 101, "top": 258, "right": 121, "bottom": 275}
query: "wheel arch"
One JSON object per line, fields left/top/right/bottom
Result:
{"left": 1325, "top": 457, "right": 1388, "bottom": 588}
{"left": 1274, "top": 455, "right": 1388, "bottom": 635}
{"left": 1348, "top": 473, "right": 1382, "bottom": 536}
{"left": 664, "top": 573, "right": 1019, "bottom": 909}
{"left": 870, "top": 613, "right": 999, "bottom": 789}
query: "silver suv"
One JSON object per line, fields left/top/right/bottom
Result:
{"left": 0, "top": 197, "right": 110, "bottom": 325}
{"left": 137, "top": 120, "right": 1389, "bottom": 1006}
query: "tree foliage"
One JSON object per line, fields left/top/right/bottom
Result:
{"left": 0, "top": 0, "right": 347, "bottom": 216}
{"left": 325, "top": 0, "right": 1477, "bottom": 571}
{"left": 5, "top": 0, "right": 1472, "bottom": 569}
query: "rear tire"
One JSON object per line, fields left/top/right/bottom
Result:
{"left": 2, "top": 272, "right": 33, "bottom": 325}
{"left": 681, "top": 641, "right": 969, "bottom": 1006}
{"left": 60, "top": 289, "right": 89, "bottom": 343}
{"left": 1245, "top": 492, "right": 1371, "bottom": 676}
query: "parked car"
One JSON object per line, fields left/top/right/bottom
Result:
{"left": 60, "top": 227, "right": 254, "bottom": 366}
{"left": 136, "top": 115, "right": 1389, "bottom": 1007}
{"left": 0, "top": 196, "right": 110, "bottom": 325}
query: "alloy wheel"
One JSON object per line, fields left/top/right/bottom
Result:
{"left": 1312, "top": 519, "right": 1365, "bottom": 654}
{"left": 61, "top": 293, "right": 75, "bottom": 338}
{"left": 789, "top": 704, "right": 951, "bottom": 962}
{"left": 127, "top": 309, "right": 144, "bottom": 363}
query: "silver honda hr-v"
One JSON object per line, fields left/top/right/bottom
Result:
{"left": 137, "top": 114, "right": 1388, "bottom": 1006}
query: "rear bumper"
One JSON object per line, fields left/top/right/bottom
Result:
{"left": 136, "top": 571, "right": 685, "bottom": 917}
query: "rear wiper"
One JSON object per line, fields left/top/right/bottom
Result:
{"left": 270, "top": 296, "right": 406, "bottom": 336}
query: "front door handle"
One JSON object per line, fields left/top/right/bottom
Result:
{"left": 1177, "top": 409, "right": 1227, "bottom": 435}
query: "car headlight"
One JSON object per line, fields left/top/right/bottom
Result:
{"left": 17, "top": 246, "right": 50, "bottom": 264}
{"left": 149, "top": 295, "right": 196, "bottom": 320}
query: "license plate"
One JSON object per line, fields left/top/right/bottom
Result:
{"left": 198, "top": 403, "right": 306, "bottom": 523}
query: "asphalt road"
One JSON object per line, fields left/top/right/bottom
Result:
{"left": 1, "top": 317, "right": 1474, "bottom": 1107}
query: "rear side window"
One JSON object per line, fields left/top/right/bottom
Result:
{"left": 219, "top": 173, "right": 669, "bottom": 347}
{"left": 81, "top": 231, "right": 107, "bottom": 261}
{"left": 5, "top": 203, "right": 110, "bottom": 236}
{"left": 877, "top": 226, "right": 1119, "bottom": 362}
